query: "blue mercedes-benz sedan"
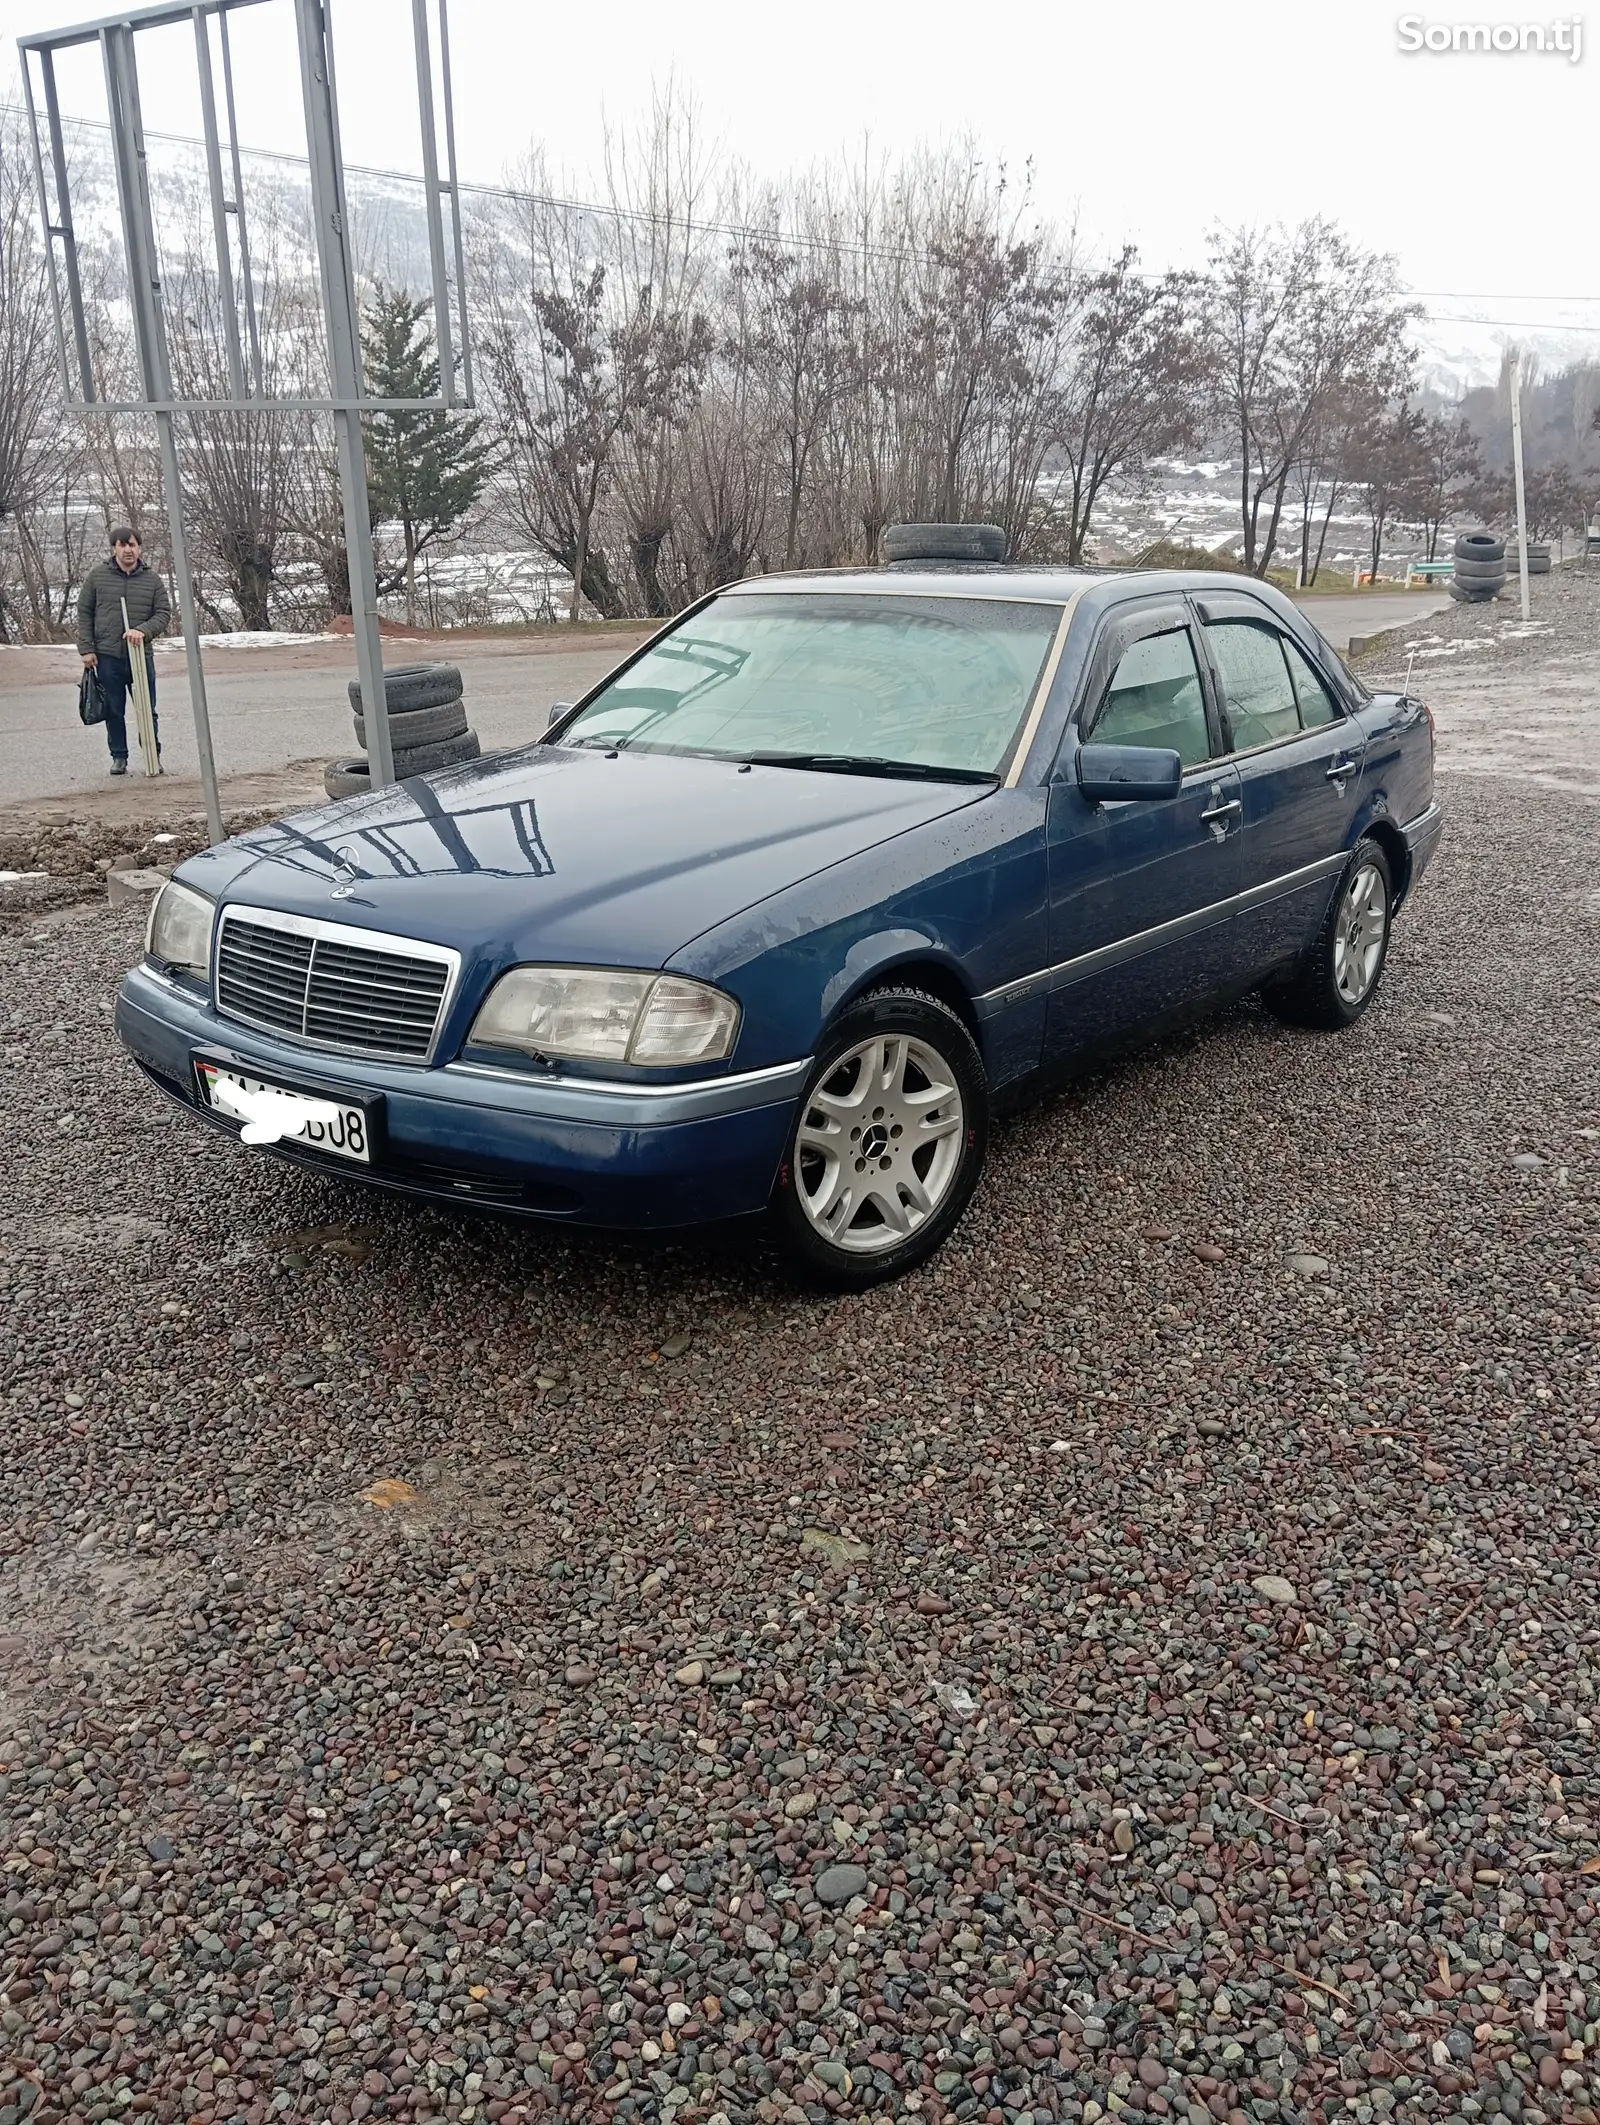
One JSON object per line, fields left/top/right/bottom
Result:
{"left": 117, "top": 527, "right": 1443, "bottom": 1284}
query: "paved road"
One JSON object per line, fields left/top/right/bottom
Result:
{"left": 0, "top": 591, "right": 1451, "bottom": 813}
{"left": 1287, "top": 590, "right": 1452, "bottom": 652}
{"left": 0, "top": 630, "right": 651, "bottom": 809}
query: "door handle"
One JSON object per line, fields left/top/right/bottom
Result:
{"left": 1200, "top": 796, "right": 1242, "bottom": 839}
{"left": 1326, "top": 756, "right": 1359, "bottom": 783}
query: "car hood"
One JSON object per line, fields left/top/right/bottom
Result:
{"left": 199, "top": 743, "right": 986, "bottom": 968}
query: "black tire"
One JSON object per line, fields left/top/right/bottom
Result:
{"left": 353, "top": 696, "right": 469, "bottom": 750}
{"left": 1454, "top": 531, "right": 1505, "bottom": 564}
{"left": 1264, "top": 841, "right": 1394, "bottom": 1030}
{"left": 1448, "top": 579, "right": 1500, "bottom": 602}
{"left": 392, "top": 729, "right": 481, "bottom": 777}
{"left": 771, "top": 986, "right": 989, "bottom": 1287}
{"left": 323, "top": 759, "right": 371, "bottom": 801}
{"left": 346, "top": 663, "right": 463, "bottom": 716}
{"left": 883, "top": 522, "right": 1006, "bottom": 564}
{"left": 1452, "top": 557, "right": 1507, "bottom": 583}
{"left": 1526, "top": 551, "right": 1551, "bottom": 575}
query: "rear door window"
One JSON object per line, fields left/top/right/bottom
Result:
{"left": 1282, "top": 637, "right": 1340, "bottom": 729}
{"left": 1090, "top": 628, "right": 1212, "bottom": 769}
{"left": 1207, "top": 621, "right": 1300, "bottom": 751}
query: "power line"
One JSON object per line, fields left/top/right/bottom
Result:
{"left": 6, "top": 100, "right": 1600, "bottom": 328}
{"left": 1423, "top": 317, "right": 1600, "bottom": 334}
{"left": 1407, "top": 288, "right": 1600, "bottom": 303}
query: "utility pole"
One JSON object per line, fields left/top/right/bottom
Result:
{"left": 1509, "top": 354, "right": 1531, "bottom": 623}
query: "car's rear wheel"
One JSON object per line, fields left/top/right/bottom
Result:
{"left": 1265, "top": 840, "right": 1394, "bottom": 1029}
{"left": 772, "top": 987, "right": 988, "bottom": 1286}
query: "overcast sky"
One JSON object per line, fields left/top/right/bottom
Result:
{"left": 5, "top": 0, "right": 1593, "bottom": 331}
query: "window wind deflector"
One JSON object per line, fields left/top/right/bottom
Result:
{"left": 738, "top": 752, "right": 998, "bottom": 784}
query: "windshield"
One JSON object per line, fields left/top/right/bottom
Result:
{"left": 558, "top": 592, "right": 1065, "bottom": 778}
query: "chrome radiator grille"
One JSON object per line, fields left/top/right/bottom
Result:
{"left": 215, "top": 910, "right": 456, "bottom": 1060}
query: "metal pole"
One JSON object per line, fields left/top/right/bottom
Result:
{"left": 295, "top": 0, "right": 394, "bottom": 786}
{"left": 218, "top": 9, "right": 264, "bottom": 396}
{"left": 102, "top": 21, "right": 226, "bottom": 842}
{"left": 437, "top": 0, "right": 473, "bottom": 404}
{"left": 36, "top": 53, "right": 96, "bottom": 400}
{"left": 156, "top": 412, "right": 225, "bottom": 839}
{"left": 193, "top": 4, "right": 247, "bottom": 402}
{"left": 411, "top": 0, "right": 455, "bottom": 406}
{"left": 1509, "top": 354, "right": 1531, "bottom": 623}
{"left": 19, "top": 58, "right": 73, "bottom": 402}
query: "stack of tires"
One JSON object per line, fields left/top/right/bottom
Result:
{"left": 1449, "top": 531, "right": 1507, "bottom": 602}
{"left": 324, "top": 664, "right": 481, "bottom": 800}
{"left": 1524, "top": 540, "right": 1551, "bottom": 576}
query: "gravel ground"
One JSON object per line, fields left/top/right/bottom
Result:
{"left": 1351, "top": 563, "right": 1600, "bottom": 802}
{"left": 3, "top": 767, "right": 1599, "bottom": 2125}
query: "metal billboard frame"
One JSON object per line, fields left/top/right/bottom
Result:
{"left": 17, "top": 0, "right": 475, "bottom": 834}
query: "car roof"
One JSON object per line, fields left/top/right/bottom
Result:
{"left": 719, "top": 565, "right": 1296, "bottom": 609}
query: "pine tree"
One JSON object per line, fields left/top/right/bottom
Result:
{"left": 361, "top": 287, "right": 493, "bottom": 626}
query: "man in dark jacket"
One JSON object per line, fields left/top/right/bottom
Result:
{"left": 77, "top": 526, "right": 169, "bottom": 775}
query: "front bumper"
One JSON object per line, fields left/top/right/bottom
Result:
{"left": 115, "top": 964, "right": 807, "bottom": 1229}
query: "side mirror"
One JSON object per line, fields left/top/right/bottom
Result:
{"left": 545, "top": 700, "right": 574, "bottom": 733}
{"left": 1076, "top": 743, "right": 1183, "bottom": 803}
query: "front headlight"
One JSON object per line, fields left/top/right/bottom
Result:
{"left": 469, "top": 966, "right": 740, "bottom": 1066}
{"left": 145, "top": 881, "right": 215, "bottom": 981}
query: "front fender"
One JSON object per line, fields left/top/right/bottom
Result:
{"left": 818, "top": 928, "right": 963, "bottom": 1020}
{"left": 672, "top": 792, "right": 1050, "bottom": 1086}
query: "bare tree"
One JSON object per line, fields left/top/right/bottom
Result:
{"left": 679, "top": 229, "right": 771, "bottom": 590}
{"left": 743, "top": 221, "right": 858, "bottom": 569}
{"left": 1049, "top": 248, "right": 1202, "bottom": 564}
{"left": 163, "top": 194, "right": 309, "bottom": 629}
{"left": 1204, "top": 219, "right": 1418, "bottom": 576}
{"left": 1404, "top": 412, "right": 1483, "bottom": 562}
{"left": 1349, "top": 399, "right": 1425, "bottom": 580}
{"left": 603, "top": 91, "right": 716, "bottom": 615}
{"left": 478, "top": 162, "right": 631, "bottom": 620}
{"left": 14, "top": 95, "right": 1509, "bottom": 640}
{"left": 0, "top": 111, "right": 72, "bottom": 639}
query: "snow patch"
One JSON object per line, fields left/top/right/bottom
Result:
{"left": 192, "top": 631, "right": 343, "bottom": 649}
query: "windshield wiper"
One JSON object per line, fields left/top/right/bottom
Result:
{"left": 739, "top": 752, "right": 997, "bottom": 784}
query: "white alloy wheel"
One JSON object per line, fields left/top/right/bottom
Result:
{"left": 793, "top": 1031, "right": 966, "bottom": 1255}
{"left": 1332, "top": 858, "right": 1389, "bottom": 1006}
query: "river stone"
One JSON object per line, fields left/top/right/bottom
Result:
{"left": 799, "top": 1527, "right": 870, "bottom": 1567}
{"left": 814, "top": 1862, "right": 869, "bottom": 1906}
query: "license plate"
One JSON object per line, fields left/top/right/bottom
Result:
{"left": 196, "top": 1061, "right": 373, "bottom": 1164}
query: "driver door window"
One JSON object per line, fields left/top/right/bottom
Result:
{"left": 1091, "top": 627, "right": 1212, "bottom": 768}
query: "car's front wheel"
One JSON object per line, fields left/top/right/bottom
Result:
{"left": 772, "top": 987, "right": 988, "bottom": 1286}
